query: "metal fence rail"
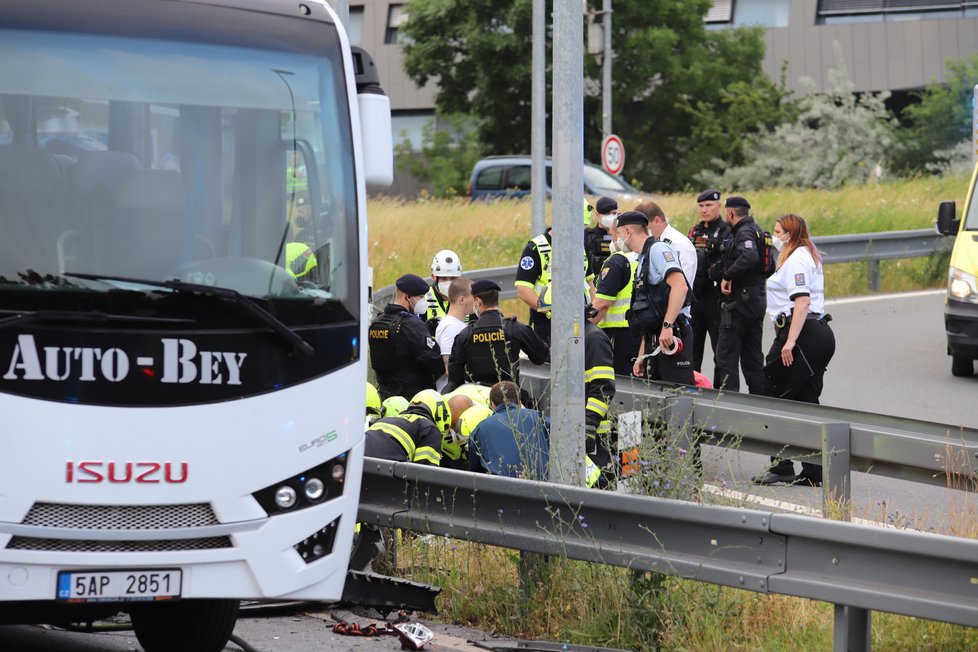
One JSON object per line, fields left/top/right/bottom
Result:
{"left": 519, "top": 363, "right": 978, "bottom": 512}
{"left": 371, "top": 229, "right": 950, "bottom": 305}
{"left": 358, "top": 458, "right": 978, "bottom": 648}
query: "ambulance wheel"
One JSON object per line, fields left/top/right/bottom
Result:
{"left": 951, "top": 355, "right": 974, "bottom": 378}
{"left": 130, "top": 598, "right": 239, "bottom": 652}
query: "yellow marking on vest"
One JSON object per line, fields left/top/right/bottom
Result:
{"left": 472, "top": 331, "right": 505, "bottom": 343}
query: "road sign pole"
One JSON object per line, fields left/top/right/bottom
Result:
{"left": 531, "top": 0, "right": 547, "bottom": 237}
{"left": 549, "top": 0, "right": 585, "bottom": 487}
{"left": 973, "top": 84, "right": 978, "bottom": 168}
{"left": 602, "top": 0, "right": 612, "bottom": 140}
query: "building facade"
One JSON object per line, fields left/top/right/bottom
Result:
{"left": 346, "top": 0, "right": 978, "bottom": 173}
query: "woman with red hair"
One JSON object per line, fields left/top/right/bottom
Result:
{"left": 753, "top": 214, "right": 836, "bottom": 487}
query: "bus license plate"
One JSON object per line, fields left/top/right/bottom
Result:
{"left": 57, "top": 569, "right": 182, "bottom": 602}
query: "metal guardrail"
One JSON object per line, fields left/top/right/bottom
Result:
{"left": 371, "top": 229, "right": 950, "bottom": 305}
{"left": 358, "top": 458, "right": 978, "bottom": 650}
{"left": 518, "top": 362, "right": 978, "bottom": 513}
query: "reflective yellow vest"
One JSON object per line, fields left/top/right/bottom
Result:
{"left": 595, "top": 251, "right": 637, "bottom": 329}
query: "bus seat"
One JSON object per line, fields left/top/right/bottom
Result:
{"left": 0, "top": 144, "right": 65, "bottom": 280}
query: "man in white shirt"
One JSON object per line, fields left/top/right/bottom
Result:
{"left": 434, "top": 277, "right": 474, "bottom": 391}
{"left": 636, "top": 200, "right": 698, "bottom": 290}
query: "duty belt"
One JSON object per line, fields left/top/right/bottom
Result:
{"left": 774, "top": 311, "right": 832, "bottom": 331}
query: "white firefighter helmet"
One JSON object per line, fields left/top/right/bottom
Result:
{"left": 430, "top": 249, "right": 462, "bottom": 277}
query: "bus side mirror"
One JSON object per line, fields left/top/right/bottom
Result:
{"left": 351, "top": 47, "right": 393, "bottom": 191}
{"left": 936, "top": 200, "right": 960, "bottom": 236}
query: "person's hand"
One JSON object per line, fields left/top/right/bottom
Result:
{"left": 659, "top": 325, "right": 675, "bottom": 350}
{"left": 781, "top": 338, "right": 796, "bottom": 366}
{"left": 632, "top": 356, "right": 645, "bottom": 377}
{"left": 720, "top": 279, "right": 732, "bottom": 295}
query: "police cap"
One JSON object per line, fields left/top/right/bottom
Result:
{"left": 725, "top": 195, "right": 750, "bottom": 210}
{"left": 615, "top": 210, "right": 649, "bottom": 228}
{"left": 696, "top": 189, "right": 720, "bottom": 203}
{"left": 395, "top": 273, "right": 430, "bottom": 296}
{"left": 595, "top": 196, "right": 618, "bottom": 215}
{"left": 471, "top": 279, "right": 501, "bottom": 294}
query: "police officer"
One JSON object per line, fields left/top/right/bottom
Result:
{"left": 688, "top": 189, "right": 732, "bottom": 373}
{"left": 590, "top": 216, "right": 641, "bottom": 376}
{"left": 444, "top": 279, "right": 549, "bottom": 393}
{"left": 584, "top": 320, "right": 616, "bottom": 485}
{"left": 515, "top": 205, "right": 595, "bottom": 344}
{"left": 368, "top": 273, "right": 444, "bottom": 400}
{"left": 585, "top": 196, "right": 617, "bottom": 279}
{"left": 713, "top": 196, "right": 767, "bottom": 394}
{"left": 619, "top": 211, "right": 694, "bottom": 385}
{"left": 425, "top": 249, "right": 463, "bottom": 335}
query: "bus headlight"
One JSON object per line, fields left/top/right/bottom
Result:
{"left": 303, "top": 477, "right": 325, "bottom": 501}
{"left": 252, "top": 451, "right": 349, "bottom": 516}
{"left": 275, "top": 485, "right": 298, "bottom": 509}
{"left": 949, "top": 267, "right": 978, "bottom": 303}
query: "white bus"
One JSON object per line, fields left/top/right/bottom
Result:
{"left": 0, "top": 0, "right": 392, "bottom": 649}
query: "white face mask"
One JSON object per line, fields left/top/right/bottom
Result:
{"left": 600, "top": 214, "right": 616, "bottom": 229}
{"left": 772, "top": 234, "right": 787, "bottom": 252}
{"left": 413, "top": 297, "right": 429, "bottom": 316}
{"left": 437, "top": 280, "right": 452, "bottom": 296}
{"left": 615, "top": 236, "right": 629, "bottom": 253}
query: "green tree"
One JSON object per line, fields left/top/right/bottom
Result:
{"left": 400, "top": 0, "right": 792, "bottom": 191}
{"left": 698, "top": 44, "right": 896, "bottom": 190}
{"left": 892, "top": 54, "right": 978, "bottom": 175}
{"left": 394, "top": 112, "right": 484, "bottom": 198}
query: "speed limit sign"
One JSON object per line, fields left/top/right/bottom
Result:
{"left": 601, "top": 134, "right": 625, "bottom": 176}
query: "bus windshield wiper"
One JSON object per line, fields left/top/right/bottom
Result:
{"left": 63, "top": 272, "right": 315, "bottom": 356}
{"left": 0, "top": 309, "right": 196, "bottom": 329}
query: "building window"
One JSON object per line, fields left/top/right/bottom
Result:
{"left": 704, "top": 0, "right": 734, "bottom": 24}
{"left": 734, "top": 0, "right": 790, "bottom": 27}
{"left": 385, "top": 4, "right": 408, "bottom": 45}
{"left": 817, "top": 0, "right": 975, "bottom": 24}
{"left": 348, "top": 6, "right": 364, "bottom": 45}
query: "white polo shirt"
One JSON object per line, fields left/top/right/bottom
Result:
{"left": 766, "top": 246, "right": 825, "bottom": 322}
{"left": 660, "top": 224, "right": 698, "bottom": 290}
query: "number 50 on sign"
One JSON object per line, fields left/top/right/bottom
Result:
{"left": 601, "top": 135, "right": 625, "bottom": 177}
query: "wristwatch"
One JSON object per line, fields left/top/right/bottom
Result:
{"left": 662, "top": 321, "right": 674, "bottom": 329}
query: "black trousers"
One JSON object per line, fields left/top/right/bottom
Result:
{"left": 605, "top": 327, "right": 642, "bottom": 377}
{"left": 644, "top": 319, "right": 695, "bottom": 386}
{"left": 713, "top": 291, "right": 766, "bottom": 394}
{"left": 765, "top": 316, "right": 836, "bottom": 479}
{"left": 690, "top": 287, "right": 722, "bottom": 373}
{"left": 530, "top": 312, "right": 551, "bottom": 345}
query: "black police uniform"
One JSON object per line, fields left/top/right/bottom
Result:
{"left": 713, "top": 215, "right": 767, "bottom": 394}
{"left": 594, "top": 252, "right": 642, "bottom": 376}
{"left": 688, "top": 217, "right": 732, "bottom": 373}
{"left": 442, "top": 309, "right": 549, "bottom": 393}
{"left": 584, "top": 321, "right": 616, "bottom": 479}
{"left": 368, "top": 303, "right": 444, "bottom": 400}
{"left": 584, "top": 225, "right": 612, "bottom": 282}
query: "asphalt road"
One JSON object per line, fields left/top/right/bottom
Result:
{"left": 5, "top": 289, "right": 977, "bottom": 651}
{"left": 698, "top": 288, "right": 978, "bottom": 532}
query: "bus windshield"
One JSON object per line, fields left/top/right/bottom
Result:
{"left": 0, "top": 27, "right": 358, "bottom": 326}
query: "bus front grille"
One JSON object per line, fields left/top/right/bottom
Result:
{"left": 6, "top": 536, "right": 232, "bottom": 552}
{"left": 21, "top": 503, "right": 219, "bottom": 530}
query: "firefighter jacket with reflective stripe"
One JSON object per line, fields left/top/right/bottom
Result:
{"left": 364, "top": 411, "right": 442, "bottom": 466}
{"left": 584, "top": 321, "right": 615, "bottom": 454}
